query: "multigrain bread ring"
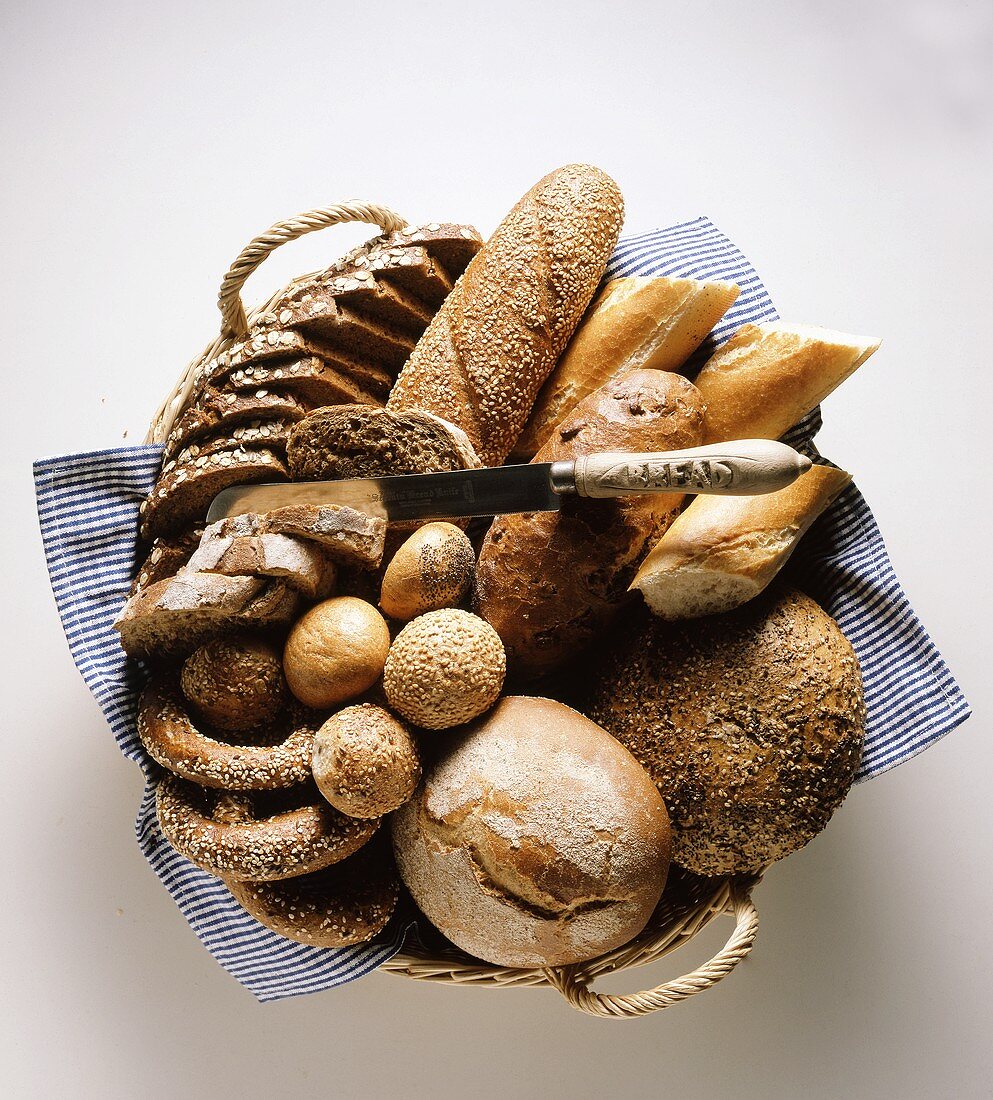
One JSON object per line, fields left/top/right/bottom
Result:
{"left": 138, "top": 673, "right": 317, "bottom": 790}
{"left": 227, "top": 838, "right": 400, "bottom": 947}
{"left": 155, "top": 776, "right": 378, "bottom": 881}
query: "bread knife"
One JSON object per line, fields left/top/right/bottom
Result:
{"left": 206, "top": 439, "right": 812, "bottom": 524}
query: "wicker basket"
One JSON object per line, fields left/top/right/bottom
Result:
{"left": 146, "top": 203, "right": 763, "bottom": 1020}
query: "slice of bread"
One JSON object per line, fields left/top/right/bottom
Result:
{"left": 286, "top": 405, "right": 480, "bottom": 482}
{"left": 140, "top": 446, "right": 288, "bottom": 540}
{"left": 115, "top": 572, "right": 299, "bottom": 658}
{"left": 185, "top": 528, "right": 336, "bottom": 600}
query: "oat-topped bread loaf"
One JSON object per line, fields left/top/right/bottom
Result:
{"left": 287, "top": 405, "right": 480, "bottom": 482}
{"left": 588, "top": 588, "right": 865, "bottom": 875}
{"left": 387, "top": 165, "right": 625, "bottom": 465}
{"left": 476, "top": 368, "right": 705, "bottom": 678}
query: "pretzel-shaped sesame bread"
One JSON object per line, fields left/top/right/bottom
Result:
{"left": 156, "top": 778, "right": 378, "bottom": 881}
{"left": 138, "top": 674, "right": 320, "bottom": 790}
{"left": 227, "top": 838, "right": 400, "bottom": 948}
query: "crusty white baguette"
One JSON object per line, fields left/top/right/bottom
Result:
{"left": 695, "top": 322, "right": 880, "bottom": 443}
{"left": 631, "top": 463, "right": 851, "bottom": 619}
{"left": 386, "top": 164, "right": 624, "bottom": 466}
{"left": 512, "top": 275, "right": 740, "bottom": 458}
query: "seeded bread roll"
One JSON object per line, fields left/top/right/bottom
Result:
{"left": 695, "top": 322, "right": 881, "bottom": 443}
{"left": 312, "top": 704, "right": 421, "bottom": 818}
{"left": 631, "top": 464, "right": 852, "bottom": 619}
{"left": 588, "top": 588, "right": 865, "bottom": 875}
{"left": 513, "top": 275, "right": 739, "bottom": 459}
{"left": 180, "top": 636, "right": 288, "bottom": 731}
{"left": 379, "top": 522, "right": 475, "bottom": 621}
{"left": 287, "top": 405, "right": 480, "bottom": 483}
{"left": 392, "top": 696, "right": 671, "bottom": 968}
{"left": 387, "top": 164, "right": 624, "bottom": 465}
{"left": 476, "top": 368, "right": 705, "bottom": 678}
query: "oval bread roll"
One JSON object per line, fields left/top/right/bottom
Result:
{"left": 387, "top": 164, "right": 624, "bottom": 466}
{"left": 695, "top": 322, "right": 880, "bottom": 443}
{"left": 513, "top": 275, "right": 739, "bottom": 459}
{"left": 631, "top": 463, "right": 852, "bottom": 619}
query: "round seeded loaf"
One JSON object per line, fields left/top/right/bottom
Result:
{"left": 587, "top": 588, "right": 865, "bottom": 875}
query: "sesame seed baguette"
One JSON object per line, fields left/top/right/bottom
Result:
{"left": 694, "top": 321, "right": 881, "bottom": 443}
{"left": 114, "top": 572, "right": 299, "bottom": 659}
{"left": 387, "top": 164, "right": 625, "bottom": 466}
{"left": 140, "top": 446, "right": 289, "bottom": 541}
{"left": 475, "top": 368, "right": 705, "bottom": 679}
{"left": 185, "top": 528, "right": 337, "bottom": 601}
{"left": 512, "top": 275, "right": 741, "bottom": 459}
{"left": 630, "top": 464, "right": 852, "bottom": 620}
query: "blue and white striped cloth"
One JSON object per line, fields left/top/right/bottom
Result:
{"left": 35, "top": 216, "right": 970, "bottom": 1001}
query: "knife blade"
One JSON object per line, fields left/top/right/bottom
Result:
{"left": 206, "top": 439, "right": 812, "bottom": 524}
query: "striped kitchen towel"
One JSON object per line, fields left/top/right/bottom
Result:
{"left": 35, "top": 216, "right": 971, "bottom": 1002}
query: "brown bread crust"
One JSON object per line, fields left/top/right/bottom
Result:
{"left": 587, "top": 588, "right": 865, "bottom": 875}
{"left": 387, "top": 165, "right": 624, "bottom": 465}
{"left": 475, "top": 369, "right": 705, "bottom": 678}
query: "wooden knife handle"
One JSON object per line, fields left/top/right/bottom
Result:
{"left": 571, "top": 439, "right": 813, "bottom": 498}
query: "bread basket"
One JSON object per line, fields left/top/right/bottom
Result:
{"left": 142, "top": 202, "right": 762, "bottom": 1018}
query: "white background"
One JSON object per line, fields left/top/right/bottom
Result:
{"left": 2, "top": 2, "right": 990, "bottom": 1097}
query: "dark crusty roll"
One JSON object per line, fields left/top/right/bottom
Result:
{"left": 386, "top": 164, "right": 624, "bottom": 466}
{"left": 475, "top": 368, "right": 705, "bottom": 678}
{"left": 588, "top": 588, "right": 865, "bottom": 876}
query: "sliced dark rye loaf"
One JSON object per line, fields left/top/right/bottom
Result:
{"left": 208, "top": 507, "right": 386, "bottom": 570}
{"left": 162, "top": 388, "right": 313, "bottom": 463}
{"left": 114, "top": 572, "right": 299, "bottom": 659}
{"left": 349, "top": 244, "right": 454, "bottom": 307}
{"left": 129, "top": 526, "right": 205, "bottom": 599}
{"left": 286, "top": 405, "right": 481, "bottom": 482}
{"left": 185, "top": 527, "right": 336, "bottom": 601}
{"left": 381, "top": 222, "right": 483, "bottom": 281}
{"left": 252, "top": 302, "right": 416, "bottom": 375}
{"left": 140, "top": 446, "right": 288, "bottom": 541}
{"left": 224, "top": 357, "right": 383, "bottom": 408}
{"left": 192, "top": 331, "right": 393, "bottom": 401}
{"left": 169, "top": 420, "right": 293, "bottom": 469}
{"left": 272, "top": 269, "right": 434, "bottom": 338}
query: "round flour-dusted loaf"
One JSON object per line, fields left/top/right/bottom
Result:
{"left": 588, "top": 588, "right": 865, "bottom": 875}
{"left": 392, "top": 696, "right": 671, "bottom": 968}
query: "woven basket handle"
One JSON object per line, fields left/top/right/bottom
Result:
{"left": 216, "top": 201, "right": 408, "bottom": 340}
{"left": 146, "top": 201, "right": 407, "bottom": 444}
{"left": 544, "top": 882, "right": 759, "bottom": 1019}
